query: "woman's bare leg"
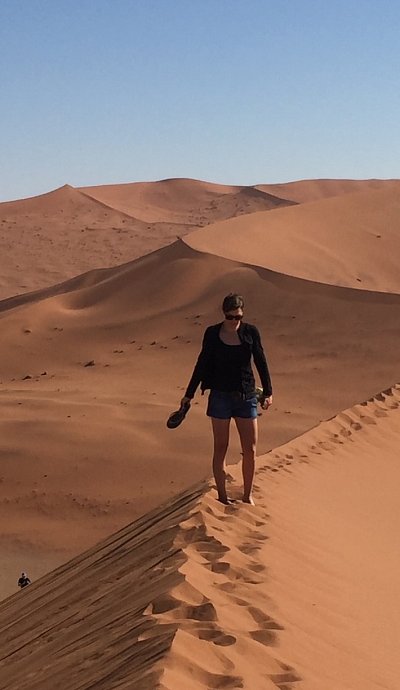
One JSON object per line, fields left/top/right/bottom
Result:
{"left": 211, "top": 417, "right": 231, "bottom": 503}
{"left": 234, "top": 416, "right": 258, "bottom": 503}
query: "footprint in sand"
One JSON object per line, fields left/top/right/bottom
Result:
{"left": 237, "top": 543, "right": 261, "bottom": 556}
{"left": 331, "top": 435, "right": 344, "bottom": 445}
{"left": 207, "top": 561, "right": 231, "bottom": 575}
{"left": 350, "top": 421, "right": 362, "bottom": 430}
{"left": 248, "top": 606, "right": 283, "bottom": 631}
{"left": 246, "top": 530, "right": 268, "bottom": 543}
{"left": 317, "top": 441, "right": 336, "bottom": 451}
{"left": 374, "top": 408, "right": 388, "bottom": 418}
{"left": 360, "top": 414, "right": 378, "bottom": 423}
{"left": 247, "top": 563, "right": 266, "bottom": 573}
{"left": 150, "top": 594, "right": 181, "bottom": 614}
{"left": 196, "top": 627, "right": 236, "bottom": 646}
{"left": 231, "top": 596, "right": 249, "bottom": 606}
{"left": 180, "top": 601, "right": 218, "bottom": 622}
{"left": 211, "top": 560, "right": 265, "bottom": 585}
{"left": 200, "top": 671, "right": 243, "bottom": 689}
{"left": 269, "top": 670, "right": 302, "bottom": 685}
{"left": 249, "top": 629, "right": 277, "bottom": 645}
{"left": 192, "top": 538, "right": 230, "bottom": 562}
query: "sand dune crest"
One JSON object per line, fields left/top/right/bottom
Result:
{"left": 185, "top": 183, "right": 400, "bottom": 292}
{"left": 80, "top": 177, "right": 295, "bottom": 225}
{"left": 0, "top": 178, "right": 293, "bottom": 301}
{"left": 1, "top": 384, "right": 399, "bottom": 688}
{"left": 257, "top": 177, "right": 400, "bottom": 203}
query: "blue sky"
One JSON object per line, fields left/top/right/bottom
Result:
{"left": 1, "top": 0, "right": 400, "bottom": 201}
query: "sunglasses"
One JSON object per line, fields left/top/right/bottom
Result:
{"left": 225, "top": 313, "right": 243, "bottom": 321}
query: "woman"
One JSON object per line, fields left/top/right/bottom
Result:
{"left": 181, "top": 293, "right": 272, "bottom": 505}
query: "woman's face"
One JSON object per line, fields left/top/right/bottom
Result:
{"left": 223, "top": 307, "right": 243, "bottom": 330}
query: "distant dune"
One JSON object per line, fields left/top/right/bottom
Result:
{"left": 81, "top": 177, "right": 295, "bottom": 224}
{"left": 185, "top": 184, "right": 400, "bottom": 292}
{"left": 258, "top": 177, "right": 400, "bottom": 203}
{"left": 0, "top": 178, "right": 293, "bottom": 301}
{"left": 3, "top": 176, "right": 397, "bottom": 301}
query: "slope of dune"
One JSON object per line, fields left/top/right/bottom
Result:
{"left": 185, "top": 184, "right": 400, "bottom": 293}
{"left": 0, "top": 184, "right": 157, "bottom": 300}
{"left": 81, "top": 177, "right": 240, "bottom": 223}
{"left": 1, "top": 240, "right": 400, "bottom": 598}
{"left": 0, "top": 180, "right": 293, "bottom": 301}
{"left": 81, "top": 177, "right": 295, "bottom": 225}
{"left": 1, "top": 385, "right": 399, "bottom": 689}
{"left": 2, "top": 177, "right": 397, "bottom": 303}
{"left": 257, "top": 177, "right": 400, "bottom": 203}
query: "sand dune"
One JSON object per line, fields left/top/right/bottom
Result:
{"left": 2, "top": 176, "right": 400, "bottom": 686}
{"left": 185, "top": 184, "right": 400, "bottom": 292}
{"left": 258, "top": 177, "right": 400, "bottom": 203}
{"left": 0, "top": 179, "right": 292, "bottom": 301}
{"left": 81, "top": 177, "right": 295, "bottom": 225}
{"left": 1, "top": 384, "right": 399, "bottom": 689}
{"left": 2, "top": 177, "right": 397, "bottom": 302}
{"left": 0, "top": 184, "right": 154, "bottom": 300}
{"left": 1, "top": 239, "right": 400, "bottom": 599}
{"left": 262, "top": 383, "right": 400, "bottom": 689}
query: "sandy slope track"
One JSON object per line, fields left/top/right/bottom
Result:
{"left": 258, "top": 383, "right": 400, "bottom": 689}
{"left": 1, "top": 384, "right": 399, "bottom": 689}
{"left": 0, "top": 484, "right": 206, "bottom": 690}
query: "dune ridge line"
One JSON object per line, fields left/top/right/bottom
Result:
{"left": 1, "top": 383, "right": 399, "bottom": 688}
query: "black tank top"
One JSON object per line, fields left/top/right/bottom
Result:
{"left": 212, "top": 337, "right": 248, "bottom": 392}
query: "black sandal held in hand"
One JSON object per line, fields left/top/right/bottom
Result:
{"left": 166, "top": 400, "right": 191, "bottom": 429}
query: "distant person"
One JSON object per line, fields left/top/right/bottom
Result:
{"left": 18, "top": 572, "right": 31, "bottom": 589}
{"left": 180, "top": 293, "right": 272, "bottom": 505}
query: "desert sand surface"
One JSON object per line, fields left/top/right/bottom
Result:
{"left": 2, "top": 236, "right": 400, "bottom": 601}
{"left": 185, "top": 183, "right": 400, "bottom": 292}
{"left": 1, "top": 385, "right": 399, "bottom": 689}
{"left": 0, "top": 179, "right": 293, "bottom": 301}
{"left": 2, "top": 176, "right": 397, "bottom": 301}
{"left": 258, "top": 177, "right": 400, "bottom": 203}
{"left": 81, "top": 178, "right": 295, "bottom": 224}
{"left": 1, "top": 176, "right": 400, "bottom": 687}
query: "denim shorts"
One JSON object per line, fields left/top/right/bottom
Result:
{"left": 206, "top": 390, "right": 258, "bottom": 420}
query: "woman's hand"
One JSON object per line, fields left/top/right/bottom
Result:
{"left": 261, "top": 395, "right": 272, "bottom": 410}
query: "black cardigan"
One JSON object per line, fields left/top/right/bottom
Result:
{"left": 185, "top": 322, "right": 272, "bottom": 399}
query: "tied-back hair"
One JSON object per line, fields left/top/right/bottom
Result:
{"left": 222, "top": 293, "right": 244, "bottom": 313}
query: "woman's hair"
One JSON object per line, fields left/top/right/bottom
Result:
{"left": 222, "top": 293, "right": 244, "bottom": 313}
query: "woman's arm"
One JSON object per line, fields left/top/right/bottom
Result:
{"left": 251, "top": 326, "right": 272, "bottom": 397}
{"left": 183, "top": 326, "right": 212, "bottom": 399}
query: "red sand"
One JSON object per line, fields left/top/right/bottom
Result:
{"left": 0, "top": 177, "right": 399, "bottom": 688}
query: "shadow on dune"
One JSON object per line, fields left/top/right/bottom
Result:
{"left": 0, "top": 483, "right": 206, "bottom": 690}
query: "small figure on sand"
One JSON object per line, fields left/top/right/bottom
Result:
{"left": 181, "top": 293, "right": 272, "bottom": 505}
{"left": 18, "top": 572, "right": 31, "bottom": 589}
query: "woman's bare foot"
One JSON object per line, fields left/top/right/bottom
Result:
{"left": 217, "top": 495, "right": 235, "bottom": 505}
{"left": 242, "top": 495, "right": 255, "bottom": 505}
